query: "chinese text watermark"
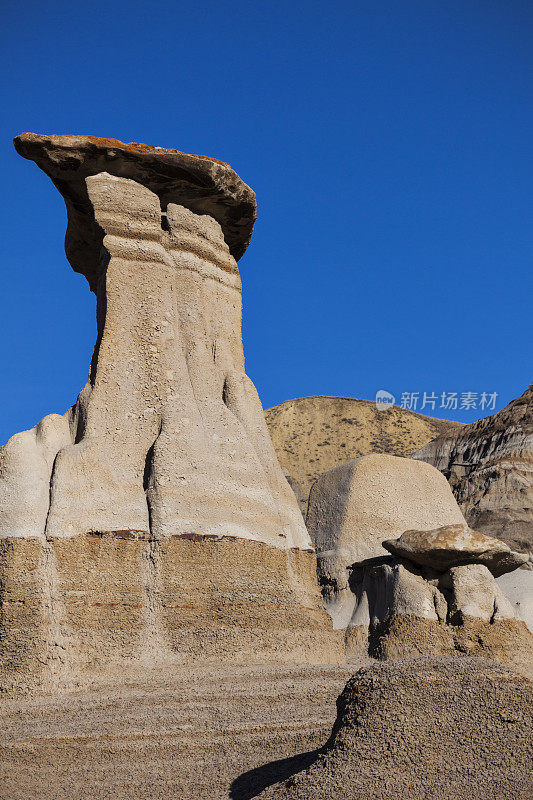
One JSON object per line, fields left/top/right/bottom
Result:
{"left": 375, "top": 390, "right": 498, "bottom": 413}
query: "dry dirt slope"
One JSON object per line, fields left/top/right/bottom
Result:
{"left": 265, "top": 396, "right": 462, "bottom": 510}
{"left": 3, "top": 658, "right": 529, "bottom": 800}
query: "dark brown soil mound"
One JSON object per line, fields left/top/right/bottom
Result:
{"left": 254, "top": 657, "right": 533, "bottom": 800}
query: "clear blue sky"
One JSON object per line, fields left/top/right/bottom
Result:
{"left": 1, "top": 0, "right": 531, "bottom": 445}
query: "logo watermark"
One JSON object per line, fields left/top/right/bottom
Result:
{"left": 375, "top": 389, "right": 396, "bottom": 411}
{"left": 375, "top": 390, "right": 498, "bottom": 413}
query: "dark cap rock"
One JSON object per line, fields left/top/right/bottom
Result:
{"left": 14, "top": 132, "right": 256, "bottom": 291}
{"left": 383, "top": 523, "right": 528, "bottom": 577}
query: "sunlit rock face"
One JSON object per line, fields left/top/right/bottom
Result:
{"left": 306, "top": 454, "right": 466, "bottom": 629}
{"left": 0, "top": 134, "right": 341, "bottom": 692}
{"left": 258, "top": 658, "right": 533, "bottom": 800}
{"left": 9, "top": 134, "right": 308, "bottom": 549}
{"left": 383, "top": 523, "right": 528, "bottom": 576}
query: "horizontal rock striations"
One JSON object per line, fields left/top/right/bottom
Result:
{"left": 14, "top": 132, "right": 256, "bottom": 289}
{"left": 0, "top": 663, "right": 354, "bottom": 800}
{"left": 414, "top": 384, "right": 533, "bottom": 556}
{"left": 0, "top": 134, "right": 341, "bottom": 692}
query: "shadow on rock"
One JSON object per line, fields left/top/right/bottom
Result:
{"left": 230, "top": 748, "right": 320, "bottom": 799}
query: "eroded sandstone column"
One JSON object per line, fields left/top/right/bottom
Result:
{"left": 0, "top": 134, "right": 341, "bottom": 689}
{"left": 10, "top": 133, "right": 311, "bottom": 545}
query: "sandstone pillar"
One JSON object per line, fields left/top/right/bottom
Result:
{"left": 0, "top": 134, "right": 341, "bottom": 690}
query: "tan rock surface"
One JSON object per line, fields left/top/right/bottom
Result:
{"left": 308, "top": 454, "right": 532, "bottom": 667}
{"left": 0, "top": 133, "right": 341, "bottom": 691}
{"left": 497, "top": 568, "right": 533, "bottom": 632}
{"left": 257, "top": 658, "right": 533, "bottom": 800}
{"left": 347, "top": 556, "right": 453, "bottom": 660}
{"left": 384, "top": 523, "right": 528, "bottom": 576}
{"left": 14, "top": 132, "right": 257, "bottom": 284}
{"left": 264, "top": 395, "right": 462, "bottom": 510}
{"left": 0, "top": 413, "right": 71, "bottom": 540}
{"left": 414, "top": 384, "right": 533, "bottom": 555}
{"left": 445, "top": 563, "right": 517, "bottom": 622}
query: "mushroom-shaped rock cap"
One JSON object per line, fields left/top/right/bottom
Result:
{"left": 14, "top": 132, "right": 256, "bottom": 291}
{"left": 383, "top": 523, "right": 529, "bottom": 577}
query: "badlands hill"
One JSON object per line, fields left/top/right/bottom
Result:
{"left": 415, "top": 384, "right": 533, "bottom": 554}
{"left": 265, "top": 396, "right": 462, "bottom": 509}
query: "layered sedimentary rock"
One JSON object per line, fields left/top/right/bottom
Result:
{"left": 0, "top": 133, "right": 341, "bottom": 692}
{"left": 306, "top": 454, "right": 466, "bottom": 627}
{"left": 264, "top": 396, "right": 462, "bottom": 512}
{"left": 0, "top": 663, "right": 354, "bottom": 800}
{"left": 414, "top": 384, "right": 533, "bottom": 556}
{"left": 257, "top": 658, "right": 533, "bottom": 800}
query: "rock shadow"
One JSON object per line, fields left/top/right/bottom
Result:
{"left": 230, "top": 748, "right": 320, "bottom": 799}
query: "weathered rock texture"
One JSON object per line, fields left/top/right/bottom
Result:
{"left": 265, "top": 396, "right": 462, "bottom": 511}
{"left": 305, "top": 453, "right": 532, "bottom": 667}
{"left": 414, "top": 384, "right": 533, "bottom": 556}
{"left": 384, "top": 523, "right": 528, "bottom": 576}
{"left": 0, "top": 133, "right": 341, "bottom": 692}
{"left": 257, "top": 658, "right": 533, "bottom": 800}
{"left": 306, "top": 454, "right": 466, "bottom": 627}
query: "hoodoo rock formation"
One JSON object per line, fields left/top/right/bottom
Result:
{"left": 0, "top": 133, "right": 341, "bottom": 692}
{"left": 349, "top": 552, "right": 533, "bottom": 670}
{"left": 306, "top": 454, "right": 466, "bottom": 627}
{"left": 383, "top": 523, "right": 528, "bottom": 576}
{"left": 305, "top": 454, "right": 533, "bottom": 668}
